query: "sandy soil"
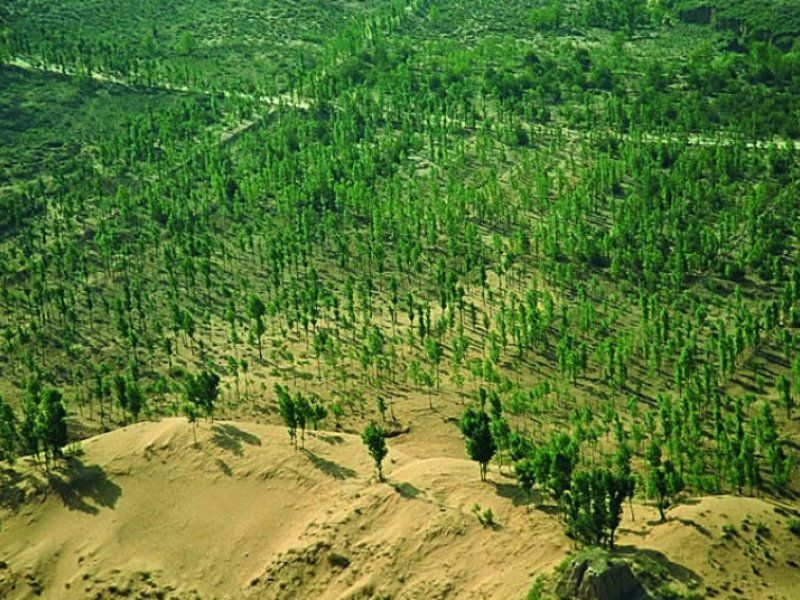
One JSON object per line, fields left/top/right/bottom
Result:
{"left": 1, "top": 418, "right": 798, "bottom": 599}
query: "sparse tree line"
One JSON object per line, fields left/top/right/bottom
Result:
{"left": 0, "top": 386, "right": 67, "bottom": 468}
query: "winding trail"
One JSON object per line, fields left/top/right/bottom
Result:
{"left": 6, "top": 54, "right": 800, "bottom": 152}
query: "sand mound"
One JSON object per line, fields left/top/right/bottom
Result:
{"left": 617, "top": 495, "right": 800, "bottom": 599}
{"left": 0, "top": 418, "right": 569, "bottom": 599}
{"left": 2, "top": 419, "right": 799, "bottom": 599}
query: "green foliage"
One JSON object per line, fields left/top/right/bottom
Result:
{"left": 788, "top": 518, "right": 800, "bottom": 536}
{"left": 0, "top": 0, "right": 798, "bottom": 528}
{"left": 276, "top": 383, "right": 299, "bottom": 449}
{"left": 646, "top": 442, "right": 684, "bottom": 521}
{"left": 184, "top": 369, "right": 220, "bottom": 421}
{"left": 361, "top": 421, "right": 388, "bottom": 480}
{"left": 459, "top": 405, "right": 497, "bottom": 482}
{"left": 471, "top": 502, "right": 496, "bottom": 527}
{"left": 36, "top": 388, "right": 68, "bottom": 463}
{"left": 0, "top": 396, "right": 19, "bottom": 462}
{"left": 564, "top": 468, "right": 633, "bottom": 548}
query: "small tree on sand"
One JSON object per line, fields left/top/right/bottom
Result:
{"left": 362, "top": 422, "right": 388, "bottom": 481}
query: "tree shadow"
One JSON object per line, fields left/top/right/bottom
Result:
{"left": 211, "top": 423, "right": 262, "bottom": 457}
{"left": 312, "top": 433, "right": 345, "bottom": 445}
{"left": 0, "top": 467, "right": 40, "bottom": 512}
{"left": 677, "top": 517, "right": 712, "bottom": 537}
{"left": 393, "top": 482, "right": 422, "bottom": 499}
{"left": 47, "top": 457, "right": 121, "bottom": 515}
{"left": 215, "top": 458, "right": 233, "bottom": 477}
{"left": 492, "top": 480, "right": 527, "bottom": 506}
{"left": 491, "top": 480, "right": 555, "bottom": 510}
{"left": 301, "top": 450, "right": 356, "bottom": 480}
{"left": 614, "top": 545, "right": 701, "bottom": 586}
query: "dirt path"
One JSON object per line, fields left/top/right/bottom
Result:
{"left": 6, "top": 54, "right": 799, "bottom": 153}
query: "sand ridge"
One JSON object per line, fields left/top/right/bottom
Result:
{"left": 1, "top": 418, "right": 798, "bottom": 599}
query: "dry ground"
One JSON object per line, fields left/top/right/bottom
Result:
{"left": 1, "top": 418, "right": 799, "bottom": 599}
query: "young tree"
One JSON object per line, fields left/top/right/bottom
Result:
{"left": 376, "top": 395, "right": 387, "bottom": 421}
{"left": 20, "top": 392, "right": 40, "bottom": 460}
{"left": 515, "top": 456, "right": 538, "bottom": 501}
{"left": 276, "top": 384, "right": 298, "bottom": 449}
{"left": 312, "top": 329, "right": 329, "bottom": 380}
{"left": 603, "top": 469, "right": 632, "bottom": 549}
{"left": 425, "top": 338, "right": 444, "bottom": 390}
{"left": 490, "top": 415, "right": 511, "bottom": 471}
{"left": 776, "top": 374, "right": 794, "bottom": 419}
{"left": 247, "top": 294, "right": 267, "bottom": 360}
{"left": 307, "top": 398, "right": 328, "bottom": 430}
{"left": 0, "top": 396, "right": 19, "bottom": 462}
{"left": 185, "top": 369, "right": 220, "bottom": 422}
{"left": 459, "top": 405, "right": 497, "bottom": 482}
{"left": 295, "top": 392, "right": 310, "bottom": 449}
{"left": 564, "top": 469, "right": 608, "bottom": 547}
{"left": 646, "top": 442, "right": 683, "bottom": 521}
{"left": 37, "top": 388, "right": 68, "bottom": 466}
{"left": 362, "top": 421, "right": 388, "bottom": 481}
{"left": 182, "top": 400, "right": 199, "bottom": 446}
{"left": 126, "top": 378, "right": 146, "bottom": 422}
{"left": 113, "top": 374, "right": 128, "bottom": 419}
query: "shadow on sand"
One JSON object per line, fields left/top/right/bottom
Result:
{"left": 301, "top": 449, "right": 357, "bottom": 480}
{"left": 47, "top": 457, "right": 121, "bottom": 515}
{"left": 211, "top": 423, "right": 262, "bottom": 456}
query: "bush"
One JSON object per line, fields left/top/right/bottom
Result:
{"left": 472, "top": 503, "right": 496, "bottom": 527}
{"left": 327, "top": 552, "right": 350, "bottom": 569}
{"left": 788, "top": 518, "right": 800, "bottom": 536}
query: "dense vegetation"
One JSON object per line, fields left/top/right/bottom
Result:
{"left": 1, "top": 0, "right": 799, "bottom": 555}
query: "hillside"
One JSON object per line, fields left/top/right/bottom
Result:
{"left": 0, "top": 419, "right": 570, "bottom": 599}
{"left": 2, "top": 419, "right": 799, "bottom": 599}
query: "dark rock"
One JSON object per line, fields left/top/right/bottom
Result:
{"left": 557, "top": 556, "right": 649, "bottom": 600}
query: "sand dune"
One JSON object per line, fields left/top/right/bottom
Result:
{"left": 1, "top": 419, "right": 798, "bottom": 599}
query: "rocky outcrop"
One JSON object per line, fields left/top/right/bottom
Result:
{"left": 556, "top": 556, "right": 649, "bottom": 600}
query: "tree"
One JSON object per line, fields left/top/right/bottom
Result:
{"left": 459, "top": 405, "right": 496, "bottom": 481}
{"left": 768, "top": 443, "right": 793, "bottom": 494}
{"left": 312, "top": 329, "right": 329, "bottom": 380}
{"left": 276, "top": 384, "right": 298, "bottom": 449}
{"left": 543, "top": 433, "right": 580, "bottom": 508}
{"left": 308, "top": 398, "right": 328, "bottom": 430}
{"left": 515, "top": 456, "right": 538, "bottom": 501}
{"left": 295, "top": 392, "right": 310, "bottom": 448}
{"left": 425, "top": 338, "right": 444, "bottom": 390}
{"left": 362, "top": 422, "right": 388, "bottom": 480}
{"left": 376, "top": 395, "right": 387, "bottom": 421}
{"left": 563, "top": 468, "right": 631, "bottom": 549}
{"left": 126, "top": 378, "right": 145, "bottom": 422}
{"left": 113, "top": 374, "right": 128, "bottom": 418}
{"left": 614, "top": 440, "right": 636, "bottom": 520}
{"left": 37, "top": 388, "right": 68, "bottom": 465}
{"left": 185, "top": 369, "right": 220, "bottom": 421}
{"left": 21, "top": 391, "right": 40, "bottom": 459}
{"left": 603, "top": 469, "right": 632, "bottom": 549}
{"left": 0, "top": 396, "right": 19, "bottom": 462}
{"left": 646, "top": 442, "right": 683, "bottom": 521}
{"left": 565, "top": 470, "right": 608, "bottom": 547}
{"left": 776, "top": 374, "right": 794, "bottom": 419}
{"left": 490, "top": 415, "right": 511, "bottom": 470}
{"left": 182, "top": 400, "right": 199, "bottom": 445}
{"left": 247, "top": 294, "right": 266, "bottom": 360}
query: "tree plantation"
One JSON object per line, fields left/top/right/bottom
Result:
{"left": 1, "top": 1, "right": 799, "bottom": 598}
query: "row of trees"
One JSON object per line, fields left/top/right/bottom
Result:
{"left": 0, "top": 389, "right": 67, "bottom": 467}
